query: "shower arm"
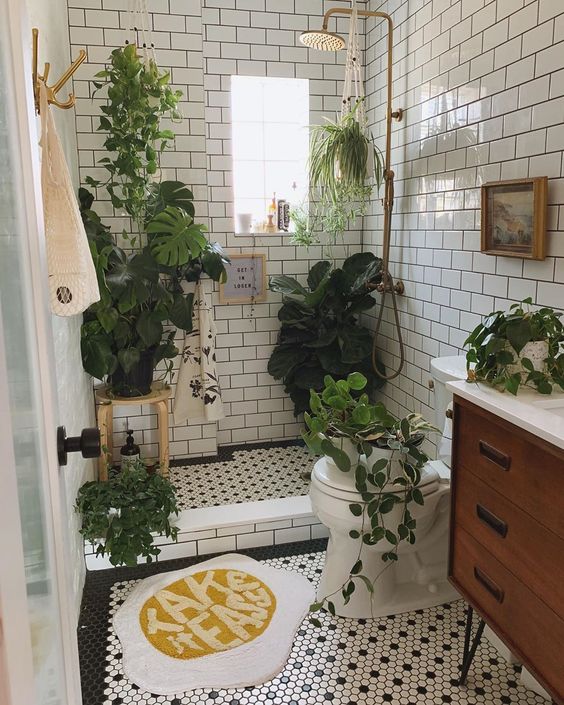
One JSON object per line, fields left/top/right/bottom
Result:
{"left": 323, "top": 7, "right": 406, "bottom": 380}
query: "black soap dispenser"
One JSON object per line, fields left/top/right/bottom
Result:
{"left": 120, "top": 430, "right": 140, "bottom": 469}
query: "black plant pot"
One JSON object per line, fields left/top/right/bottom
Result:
{"left": 109, "top": 347, "right": 156, "bottom": 398}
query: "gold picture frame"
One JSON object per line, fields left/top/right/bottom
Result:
{"left": 219, "top": 253, "right": 267, "bottom": 304}
{"left": 481, "top": 177, "right": 547, "bottom": 260}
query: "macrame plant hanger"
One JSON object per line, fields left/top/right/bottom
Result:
{"left": 125, "top": 0, "right": 156, "bottom": 63}
{"left": 341, "top": 0, "right": 367, "bottom": 129}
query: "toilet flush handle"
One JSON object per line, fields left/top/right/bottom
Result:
{"left": 445, "top": 408, "right": 453, "bottom": 420}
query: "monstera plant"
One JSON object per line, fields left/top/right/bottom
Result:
{"left": 80, "top": 44, "right": 228, "bottom": 396}
{"left": 267, "top": 252, "right": 385, "bottom": 415}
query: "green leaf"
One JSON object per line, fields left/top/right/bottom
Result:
{"left": 307, "top": 260, "right": 332, "bottom": 290}
{"left": 357, "top": 575, "right": 374, "bottom": 593}
{"left": 506, "top": 318, "right": 532, "bottom": 354}
{"left": 169, "top": 292, "right": 194, "bottom": 331}
{"left": 351, "top": 560, "right": 363, "bottom": 575}
{"left": 347, "top": 371, "right": 367, "bottom": 390}
{"left": 269, "top": 275, "right": 308, "bottom": 296}
{"left": 81, "top": 333, "right": 115, "bottom": 380}
{"left": 349, "top": 530, "right": 360, "bottom": 539}
{"left": 411, "top": 488, "right": 425, "bottom": 506}
{"left": 320, "top": 438, "right": 351, "bottom": 472}
{"left": 136, "top": 311, "right": 162, "bottom": 347}
{"left": 96, "top": 307, "right": 119, "bottom": 333}
{"left": 117, "top": 347, "right": 140, "bottom": 374}
{"left": 147, "top": 206, "right": 208, "bottom": 266}
{"left": 349, "top": 503, "right": 363, "bottom": 517}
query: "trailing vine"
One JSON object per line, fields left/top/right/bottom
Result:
{"left": 86, "top": 43, "right": 182, "bottom": 225}
{"left": 302, "top": 373, "right": 436, "bottom": 622}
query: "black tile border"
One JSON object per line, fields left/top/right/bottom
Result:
{"left": 169, "top": 438, "right": 306, "bottom": 468}
{"left": 78, "top": 538, "right": 327, "bottom": 705}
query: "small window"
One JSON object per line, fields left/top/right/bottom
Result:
{"left": 231, "top": 75, "right": 309, "bottom": 235}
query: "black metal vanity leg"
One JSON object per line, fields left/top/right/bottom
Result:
{"left": 458, "top": 605, "right": 486, "bottom": 686}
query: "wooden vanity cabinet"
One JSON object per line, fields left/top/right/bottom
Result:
{"left": 449, "top": 395, "right": 564, "bottom": 705}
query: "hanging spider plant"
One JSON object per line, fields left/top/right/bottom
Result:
{"left": 293, "top": 100, "right": 383, "bottom": 248}
{"left": 309, "top": 100, "right": 383, "bottom": 203}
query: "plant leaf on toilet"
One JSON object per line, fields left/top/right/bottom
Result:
{"left": 303, "top": 372, "right": 438, "bottom": 620}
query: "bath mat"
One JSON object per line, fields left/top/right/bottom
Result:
{"left": 113, "top": 553, "right": 315, "bottom": 694}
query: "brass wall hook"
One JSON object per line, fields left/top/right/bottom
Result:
{"left": 32, "top": 28, "right": 86, "bottom": 114}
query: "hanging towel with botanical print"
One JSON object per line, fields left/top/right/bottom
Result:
{"left": 39, "top": 82, "right": 99, "bottom": 316}
{"left": 173, "top": 280, "right": 224, "bottom": 424}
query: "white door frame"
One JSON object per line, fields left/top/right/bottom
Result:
{"left": 0, "top": 0, "right": 83, "bottom": 702}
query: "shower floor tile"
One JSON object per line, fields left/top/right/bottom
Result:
{"left": 169, "top": 441, "right": 313, "bottom": 510}
{"left": 78, "top": 540, "right": 546, "bottom": 705}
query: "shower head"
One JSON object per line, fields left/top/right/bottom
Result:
{"left": 299, "top": 29, "right": 346, "bottom": 51}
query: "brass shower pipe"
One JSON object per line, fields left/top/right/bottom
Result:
{"left": 301, "top": 8, "right": 406, "bottom": 380}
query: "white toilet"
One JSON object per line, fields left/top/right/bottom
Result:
{"left": 310, "top": 355, "right": 468, "bottom": 619}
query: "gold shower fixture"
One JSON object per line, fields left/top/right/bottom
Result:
{"left": 300, "top": 7, "right": 406, "bottom": 380}
{"left": 32, "top": 28, "right": 87, "bottom": 114}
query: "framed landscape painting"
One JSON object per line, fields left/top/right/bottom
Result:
{"left": 481, "top": 177, "right": 547, "bottom": 260}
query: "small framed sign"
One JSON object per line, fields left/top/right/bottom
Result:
{"left": 481, "top": 177, "right": 547, "bottom": 260}
{"left": 219, "top": 253, "right": 267, "bottom": 304}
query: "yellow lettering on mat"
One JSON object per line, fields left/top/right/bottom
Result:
{"left": 139, "top": 569, "right": 276, "bottom": 659}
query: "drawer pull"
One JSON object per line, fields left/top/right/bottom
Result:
{"left": 474, "top": 566, "right": 504, "bottom": 603}
{"left": 478, "top": 440, "right": 511, "bottom": 470}
{"left": 476, "top": 504, "right": 508, "bottom": 538}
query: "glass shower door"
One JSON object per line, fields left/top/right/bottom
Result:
{"left": 0, "top": 2, "right": 79, "bottom": 704}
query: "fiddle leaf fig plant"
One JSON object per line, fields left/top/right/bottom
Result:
{"left": 76, "top": 459, "right": 179, "bottom": 567}
{"left": 304, "top": 373, "right": 437, "bottom": 620}
{"left": 465, "top": 298, "right": 564, "bottom": 395}
{"left": 268, "top": 252, "right": 385, "bottom": 415}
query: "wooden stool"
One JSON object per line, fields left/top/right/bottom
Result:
{"left": 95, "top": 383, "right": 171, "bottom": 481}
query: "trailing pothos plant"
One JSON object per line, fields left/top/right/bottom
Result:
{"left": 267, "top": 252, "right": 385, "bottom": 416}
{"left": 291, "top": 101, "right": 383, "bottom": 247}
{"left": 80, "top": 44, "right": 229, "bottom": 389}
{"left": 465, "top": 298, "right": 564, "bottom": 395}
{"left": 85, "top": 43, "right": 182, "bottom": 225}
{"left": 76, "top": 459, "right": 179, "bottom": 567}
{"left": 302, "top": 373, "right": 437, "bottom": 621}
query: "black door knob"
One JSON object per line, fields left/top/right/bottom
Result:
{"left": 57, "top": 426, "right": 101, "bottom": 466}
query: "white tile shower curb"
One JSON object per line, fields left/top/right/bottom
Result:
{"left": 84, "top": 494, "right": 328, "bottom": 570}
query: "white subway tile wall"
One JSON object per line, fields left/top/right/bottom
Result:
{"left": 363, "top": 0, "right": 564, "bottom": 431}
{"left": 68, "top": 0, "right": 363, "bottom": 460}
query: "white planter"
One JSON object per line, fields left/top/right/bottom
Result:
{"left": 507, "top": 340, "right": 549, "bottom": 378}
{"left": 320, "top": 435, "right": 361, "bottom": 472}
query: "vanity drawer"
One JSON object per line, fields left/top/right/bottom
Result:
{"left": 454, "top": 399, "right": 564, "bottom": 537}
{"left": 450, "top": 527, "right": 564, "bottom": 703}
{"left": 454, "top": 466, "right": 564, "bottom": 616}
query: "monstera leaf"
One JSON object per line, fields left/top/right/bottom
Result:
{"left": 147, "top": 180, "right": 196, "bottom": 220}
{"left": 147, "top": 206, "right": 208, "bottom": 266}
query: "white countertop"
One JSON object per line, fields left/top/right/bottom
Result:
{"left": 447, "top": 379, "right": 564, "bottom": 451}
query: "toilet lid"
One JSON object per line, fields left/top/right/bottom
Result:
{"left": 312, "top": 458, "right": 441, "bottom": 499}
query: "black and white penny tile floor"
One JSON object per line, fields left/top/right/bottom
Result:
{"left": 169, "top": 441, "right": 313, "bottom": 510}
{"left": 78, "top": 540, "right": 546, "bottom": 705}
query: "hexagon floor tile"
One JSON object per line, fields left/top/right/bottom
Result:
{"left": 78, "top": 539, "right": 547, "bottom": 705}
{"left": 169, "top": 440, "right": 312, "bottom": 510}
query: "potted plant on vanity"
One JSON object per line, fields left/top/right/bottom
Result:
{"left": 302, "top": 372, "right": 437, "bottom": 620}
{"left": 465, "top": 298, "right": 564, "bottom": 395}
{"left": 76, "top": 459, "right": 179, "bottom": 567}
{"left": 80, "top": 44, "right": 228, "bottom": 396}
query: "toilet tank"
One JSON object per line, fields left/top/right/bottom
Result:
{"left": 430, "top": 355, "right": 468, "bottom": 430}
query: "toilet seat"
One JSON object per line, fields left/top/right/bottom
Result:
{"left": 312, "top": 459, "right": 441, "bottom": 502}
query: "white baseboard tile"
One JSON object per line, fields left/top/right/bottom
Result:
{"left": 274, "top": 526, "right": 312, "bottom": 544}
{"left": 235, "top": 530, "right": 275, "bottom": 550}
